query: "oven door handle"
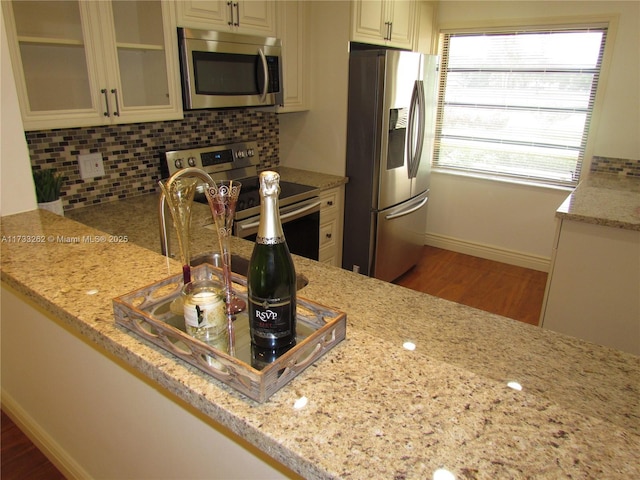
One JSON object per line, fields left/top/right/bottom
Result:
{"left": 238, "top": 201, "right": 321, "bottom": 232}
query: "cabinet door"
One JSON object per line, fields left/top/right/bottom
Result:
{"left": 177, "top": 0, "right": 276, "bottom": 37}
{"left": 3, "top": 0, "right": 182, "bottom": 131}
{"left": 351, "top": 0, "right": 387, "bottom": 44}
{"left": 276, "top": 1, "right": 309, "bottom": 113}
{"left": 101, "top": 0, "right": 182, "bottom": 124}
{"left": 235, "top": 1, "right": 276, "bottom": 36}
{"left": 175, "top": 1, "right": 230, "bottom": 30}
{"left": 350, "top": 0, "right": 416, "bottom": 49}
{"left": 2, "top": 0, "right": 106, "bottom": 130}
{"left": 387, "top": 0, "right": 416, "bottom": 49}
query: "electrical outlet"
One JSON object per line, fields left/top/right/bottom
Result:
{"left": 78, "top": 153, "right": 105, "bottom": 180}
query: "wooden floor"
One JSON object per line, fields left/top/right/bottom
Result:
{"left": 395, "top": 245, "right": 548, "bottom": 326}
{"left": 1, "top": 246, "right": 547, "bottom": 478}
{"left": 1, "top": 410, "right": 65, "bottom": 479}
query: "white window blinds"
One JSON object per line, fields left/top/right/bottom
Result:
{"left": 434, "top": 27, "right": 607, "bottom": 187}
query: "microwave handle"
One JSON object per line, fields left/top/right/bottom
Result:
{"left": 258, "top": 49, "right": 269, "bottom": 102}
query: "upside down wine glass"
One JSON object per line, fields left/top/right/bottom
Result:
{"left": 204, "top": 180, "right": 245, "bottom": 352}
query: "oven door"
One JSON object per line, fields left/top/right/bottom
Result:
{"left": 235, "top": 198, "right": 321, "bottom": 261}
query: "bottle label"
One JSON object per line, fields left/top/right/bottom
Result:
{"left": 249, "top": 296, "right": 294, "bottom": 340}
{"left": 256, "top": 234, "right": 285, "bottom": 245}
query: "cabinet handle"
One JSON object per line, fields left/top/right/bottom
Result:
{"left": 227, "top": 1, "right": 233, "bottom": 26}
{"left": 327, "top": 200, "right": 334, "bottom": 206}
{"left": 111, "top": 88, "right": 120, "bottom": 116}
{"left": 233, "top": 2, "right": 239, "bottom": 27}
{"left": 384, "top": 21, "right": 393, "bottom": 40}
{"left": 101, "top": 88, "right": 110, "bottom": 117}
{"left": 325, "top": 233, "right": 332, "bottom": 239}
{"left": 388, "top": 22, "right": 393, "bottom": 40}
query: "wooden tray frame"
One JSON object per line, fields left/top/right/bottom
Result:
{"left": 113, "top": 264, "right": 346, "bottom": 402}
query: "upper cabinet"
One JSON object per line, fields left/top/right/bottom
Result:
{"left": 176, "top": 1, "right": 276, "bottom": 37}
{"left": 351, "top": 0, "right": 417, "bottom": 50}
{"left": 2, "top": 0, "right": 182, "bottom": 131}
{"left": 275, "top": 1, "right": 309, "bottom": 113}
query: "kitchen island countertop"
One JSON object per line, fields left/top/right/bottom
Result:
{"left": 1, "top": 186, "right": 639, "bottom": 478}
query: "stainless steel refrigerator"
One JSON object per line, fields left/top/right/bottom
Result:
{"left": 342, "top": 48, "right": 439, "bottom": 282}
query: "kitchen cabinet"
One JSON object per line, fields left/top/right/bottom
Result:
{"left": 351, "top": 0, "right": 417, "bottom": 50}
{"left": 2, "top": 0, "right": 182, "bottom": 131}
{"left": 540, "top": 219, "right": 640, "bottom": 355}
{"left": 319, "top": 186, "right": 345, "bottom": 266}
{"left": 275, "top": 1, "right": 309, "bottom": 113}
{"left": 176, "top": 1, "right": 276, "bottom": 37}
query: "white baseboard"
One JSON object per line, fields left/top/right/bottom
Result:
{"left": 424, "top": 233, "right": 551, "bottom": 272}
{"left": 1, "top": 390, "right": 90, "bottom": 480}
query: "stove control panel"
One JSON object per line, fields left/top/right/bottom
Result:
{"left": 165, "top": 141, "right": 259, "bottom": 179}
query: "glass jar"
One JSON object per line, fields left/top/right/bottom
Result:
{"left": 182, "top": 280, "right": 228, "bottom": 352}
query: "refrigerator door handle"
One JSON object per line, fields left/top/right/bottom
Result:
{"left": 407, "top": 81, "right": 419, "bottom": 178}
{"left": 385, "top": 196, "right": 428, "bottom": 220}
{"left": 407, "top": 80, "right": 426, "bottom": 179}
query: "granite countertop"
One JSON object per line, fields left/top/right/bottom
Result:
{"left": 556, "top": 173, "right": 640, "bottom": 230}
{"left": 2, "top": 179, "right": 639, "bottom": 478}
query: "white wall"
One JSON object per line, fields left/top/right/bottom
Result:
{"left": 279, "top": 1, "right": 350, "bottom": 176}
{"left": 1, "top": 10, "right": 37, "bottom": 216}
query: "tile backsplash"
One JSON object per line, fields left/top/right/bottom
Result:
{"left": 590, "top": 156, "right": 640, "bottom": 178}
{"left": 26, "top": 109, "right": 279, "bottom": 211}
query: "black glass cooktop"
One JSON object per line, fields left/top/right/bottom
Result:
{"left": 193, "top": 176, "right": 317, "bottom": 219}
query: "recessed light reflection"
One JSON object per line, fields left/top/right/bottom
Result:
{"left": 433, "top": 468, "right": 456, "bottom": 480}
{"left": 293, "top": 396, "right": 308, "bottom": 409}
{"left": 507, "top": 381, "right": 523, "bottom": 391}
{"left": 403, "top": 341, "right": 416, "bottom": 351}
{"left": 86, "top": 289, "right": 99, "bottom": 295}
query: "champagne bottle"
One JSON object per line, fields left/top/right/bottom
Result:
{"left": 247, "top": 171, "right": 297, "bottom": 350}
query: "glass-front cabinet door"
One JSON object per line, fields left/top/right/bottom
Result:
{"left": 2, "top": 0, "right": 182, "bottom": 131}
{"left": 4, "top": 1, "right": 102, "bottom": 128}
{"left": 101, "top": 1, "right": 181, "bottom": 122}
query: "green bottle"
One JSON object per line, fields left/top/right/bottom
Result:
{"left": 247, "top": 171, "right": 297, "bottom": 350}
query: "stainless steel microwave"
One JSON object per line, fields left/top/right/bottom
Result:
{"left": 177, "top": 28, "right": 283, "bottom": 110}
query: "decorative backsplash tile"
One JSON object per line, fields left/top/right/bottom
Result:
{"left": 590, "top": 156, "right": 640, "bottom": 178}
{"left": 25, "top": 109, "right": 279, "bottom": 211}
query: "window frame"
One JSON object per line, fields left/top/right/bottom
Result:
{"left": 433, "top": 20, "right": 613, "bottom": 188}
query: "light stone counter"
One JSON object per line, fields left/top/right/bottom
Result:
{"left": 556, "top": 173, "right": 640, "bottom": 230}
{"left": 2, "top": 192, "right": 639, "bottom": 478}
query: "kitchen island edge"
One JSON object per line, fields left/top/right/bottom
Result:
{"left": 1, "top": 206, "right": 638, "bottom": 479}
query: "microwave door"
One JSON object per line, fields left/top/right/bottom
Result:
{"left": 180, "top": 33, "right": 283, "bottom": 110}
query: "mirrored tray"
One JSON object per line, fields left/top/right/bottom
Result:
{"left": 113, "top": 263, "right": 347, "bottom": 402}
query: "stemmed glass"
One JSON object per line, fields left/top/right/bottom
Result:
{"left": 158, "top": 177, "right": 199, "bottom": 285}
{"left": 204, "top": 180, "right": 245, "bottom": 352}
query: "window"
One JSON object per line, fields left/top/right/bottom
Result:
{"left": 434, "top": 26, "right": 607, "bottom": 187}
